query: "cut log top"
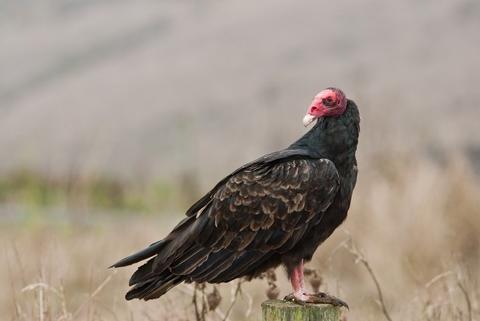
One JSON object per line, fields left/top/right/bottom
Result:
{"left": 262, "top": 300, "right": 342, "bottom": 321}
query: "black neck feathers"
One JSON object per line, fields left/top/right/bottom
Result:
{"left": 289, "top": 100, "right": 360, "bottom": 170}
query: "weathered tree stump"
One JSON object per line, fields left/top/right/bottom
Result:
{"left": 262, "top": 300, "right": 341, "bottom": 321}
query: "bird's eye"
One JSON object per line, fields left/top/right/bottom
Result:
{"left": 322, "top": 96, "right": 335, "bottom": 107}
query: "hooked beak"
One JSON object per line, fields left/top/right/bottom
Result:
{"left": 302, "top": 113, "right": 316, "bottom": 127}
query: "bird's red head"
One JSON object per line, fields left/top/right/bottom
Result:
{"left": 303, "top": 88, "right": 347, "bottom": 127}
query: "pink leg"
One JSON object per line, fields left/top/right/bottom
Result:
{"left": 290, "top": 259, "right": 307, "bottom": 300}
{"left": 285, "top": 260, "right": 349, "bottom": 308}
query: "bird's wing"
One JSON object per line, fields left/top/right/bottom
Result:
{"left": 161, "top": 157, "right": 340, "bottom": 288}
{"left": 112, "top": 154, "right": 340, "bottom": 301}
{"left": 185, "top": 148, "right": 316, "bottom": 216}
{"left": 196, "top": 157, "right": 340, "bottom": 254}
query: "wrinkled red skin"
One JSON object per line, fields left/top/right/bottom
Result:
{"left": 307, "top": 88, "right": 347, "bottom": 118}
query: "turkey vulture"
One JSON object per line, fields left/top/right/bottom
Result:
{"left": 112, "top": 87, "right": 360, "bottom": 306}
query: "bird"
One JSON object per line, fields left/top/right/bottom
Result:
{"left": 111, "top": 87, "right": 360, "bottom": 307}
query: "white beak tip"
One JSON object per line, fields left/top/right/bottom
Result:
{"left": 303, "top": 114, "right": 316, "bottom": 127}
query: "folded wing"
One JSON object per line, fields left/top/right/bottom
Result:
{"left": 112, "top": 154, "right": 340, "bottom": 300}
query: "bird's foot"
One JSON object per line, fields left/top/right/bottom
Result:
{"left": 284, "top": 292, "right": 349, "bottom": 309}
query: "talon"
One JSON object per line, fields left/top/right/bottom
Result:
{"left": 283, "top": 294, "right": 306, "bottom": 305}
{"left": 284, "top": 292, "right": 349, "bottom": 309}
{"left": 310, "top": 292, "right": 349, "bottom": 309}
{"left": 285, "top": 261, "right": 348, "bottom": 309}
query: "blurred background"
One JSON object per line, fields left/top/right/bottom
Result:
{"left": 1, "top": 1, "right": 479, "bottom": 320}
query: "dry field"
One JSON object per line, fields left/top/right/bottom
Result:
{"left": 2, "top": 154, "right": 479, "bottom": 321}
{"left": 1, "top": 1, "right": 480, "bottom": 320}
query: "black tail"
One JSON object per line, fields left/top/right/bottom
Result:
{"left": 112, "top": 212, "right": 270, "bottom": 300}
{"left": 109, "top": 240, "right": 167, "bottom": 268}
{"left": 110, "top": 215, "right": 198, "bottom": 269}
{"left": 125, "top": 271, "right": 185, "bottom": 300}
{"left": 111, "top": 215, "right": 203, "bottom": 300}
{"left": 112, "top": 239, "right": 189, "bottom": 301}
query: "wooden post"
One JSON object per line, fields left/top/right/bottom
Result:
{"left": 262, "top": 300, "right": 341, "bottom": 321}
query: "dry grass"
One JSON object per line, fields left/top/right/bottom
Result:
{"left": 1, "top": 155, "right": 479, "bottom": 321}
{"left": 2, "top": 2, "right": 479, "bottom": 320}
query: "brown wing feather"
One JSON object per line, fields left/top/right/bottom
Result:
{"left": 203, "top": 158, "right": 339, "bottom": 253}
{"left": 118, "top": 157, "right": 339, "bottom": 300}
{"left": 185, "top": 159, "right": 339, "bottom": 284}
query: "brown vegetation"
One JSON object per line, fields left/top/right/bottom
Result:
{"left": 2, "top": 154, "right": 479, "bottom": 321}
{"left": 1, "top": 1, "right": 479, "bottom": 320}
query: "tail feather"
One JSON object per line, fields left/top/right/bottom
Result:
{"left": 143, "top": 276, "right": 184, "bottom": 300}
{"left": 114, "top": 208, "right": 274, "bottom": 300}
{"left": 194, "top": 253, "right": 237, "bottom": 283}
{"left": 129, "top": 258, "right": 155, "bottom": 286}
{"left": 210, "top": 251, "right": 268, "bottom": 283}
{"left": 189, "top": 250, "right": 234, "bottom": 280}
{"left": 110, "top": 240, "right": 167, "bottom": 268}
{"left": 126, "top": 273, "right": 184, "bottom": 301}
{"left": 149, "top": 214, "right": 209, "bottom": 270}
{"left": 170, "top": 246, "right": 212, "bottom": 275}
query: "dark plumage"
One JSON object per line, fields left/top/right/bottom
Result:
{"left": 112, "top": 88, "right": 360, "bottom": 303}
